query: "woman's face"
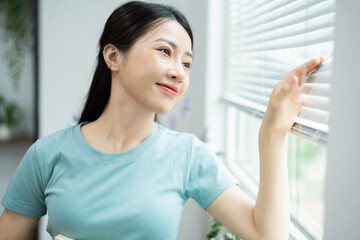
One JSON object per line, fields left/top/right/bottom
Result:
{"left": 116, "top": 20, "right": 193, "bottom": 115}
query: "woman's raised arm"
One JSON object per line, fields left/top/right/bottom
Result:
{"left": 206, "top": 57, "right": 324, "bottom": 240}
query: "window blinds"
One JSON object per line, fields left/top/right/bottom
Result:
{"left": 223, "top": 0, "right": 336, "bottom": 146}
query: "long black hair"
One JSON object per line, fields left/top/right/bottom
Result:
{"left": 78, "top": 1, "right": 193, "bottom": 124}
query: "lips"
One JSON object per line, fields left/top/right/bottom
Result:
{"left": 156, "top": 83, "right": 178, "bottom": 93}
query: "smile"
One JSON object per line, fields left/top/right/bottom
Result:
{"left": 156, "top": 84, "right": 178, "bottom": 97}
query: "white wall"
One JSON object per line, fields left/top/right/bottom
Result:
{"left": 323, "top": 1, "right": 360, "bottom": 239}
{"left": 38, "top": 0, "right": 210, "bottom": 239}
{"left": 39, "top": 0, "right": 117, "bottom": 136}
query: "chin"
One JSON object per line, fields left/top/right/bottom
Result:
{"left": 153, "top": 105, "right": 173, "bottom": 115}
{"left": 156, "top": 108, "right": 172, "bottom": 115}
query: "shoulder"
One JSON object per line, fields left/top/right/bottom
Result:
{"left": 26, "top": 124, "right": 79, "bottom": 179}
{"left": 155, "top": 122, "right": 210, "bottom": 156}
{"left": 34, "top": 124, "right": 76, "bottom": 156}
{"left": 154, "top": 122, "right": 200, "bottom": 156}
{"left": 155, "top": 121, "right": 195, "bottom": 143}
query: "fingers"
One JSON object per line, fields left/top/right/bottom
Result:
{"left": 293, "top": 57, "right": 322, "bottom": 76}
{"left": 274, "top": 56, "right": 324, "bottom": 99}
{"left": 293, "top": 57, "right": 325, "bottom": 87}
{"left": 293, "top": 57, "right": 324, "bottom": 86}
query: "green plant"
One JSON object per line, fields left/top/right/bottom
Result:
{"left": 207, "top": 218, "right": 242, "bottom": 240}
{"left": 0, "top": 95, "right": 23, "bottom": 128}
{"left": 0, "top": 0, "right": 33, "bottom": 91}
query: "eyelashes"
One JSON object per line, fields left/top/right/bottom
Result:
{"left": 183, "top": 62, "right": 191, "bottom": 69}
{"left": 159, "top": 48, "right": 171, "bottom": 56}
{"left": 158, "top": 48, "right": 191, "bottom": 69}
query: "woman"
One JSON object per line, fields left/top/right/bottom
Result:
{"left": 0, "top": 1, "right": 323, "bottom": 239}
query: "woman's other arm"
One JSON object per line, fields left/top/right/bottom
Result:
{"left": 206, "top": 57, "right": 324, "bottom": 240}
{"left": 0, "top": 208, "right": 40, "bottom": 240}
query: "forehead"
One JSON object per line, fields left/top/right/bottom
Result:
{"left": 137, "top": 20, "right": 192, "bottom": 53}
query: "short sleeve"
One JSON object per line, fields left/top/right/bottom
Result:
{"left": 185, "top": 136, "right": 239, "bottom": 210}
{"left": 1, "top": 141, "right": 47, "bottom": 218}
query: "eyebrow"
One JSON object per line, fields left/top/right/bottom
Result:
{"left": 153, "top": 38, "right": 193, "bottom": 58}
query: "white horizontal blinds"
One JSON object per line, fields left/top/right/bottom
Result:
{"left": 223, "top": 0, "right": 336, "bottom": 145}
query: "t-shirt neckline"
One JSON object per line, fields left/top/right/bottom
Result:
{"left": 72, "top": 121, "right": 159, "bottom": 164}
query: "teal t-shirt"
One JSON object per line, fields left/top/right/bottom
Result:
{"left": 2, "top": 121, "right": 239, "bottom": 240}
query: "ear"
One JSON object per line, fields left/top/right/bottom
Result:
{"left": 103, "top": 44, "right": 122, "bottom": 71}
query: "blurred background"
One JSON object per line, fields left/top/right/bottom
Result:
{"left": 0, "top": 0, "right": 359, "bottom": 239}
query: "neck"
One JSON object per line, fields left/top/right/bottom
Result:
{"left": 82, "top": 86, "right": 156, "bottom": 153}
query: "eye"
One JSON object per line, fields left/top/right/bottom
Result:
{"left": 159, "top": 48, "right": 171, "bottom": 56}
{"left": 183, "top": 62, "right": 191, "bottom": 69}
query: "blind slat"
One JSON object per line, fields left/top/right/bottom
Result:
{"left": 238, "top": 28, "right": 334, "bottom": 52}
{"left": 221, "top": 94, "right": 329, "bottom": 134}
{"left": 230, "top": 82, "right": 274, "bottom": 97}
{"left": 239, "top": 0, "right": 271, "bottom": 16}
{"left": 229, "top": 78, "right": 331, "bottom": 98}
{"left": 229, "top": 82, "right": 330, "bottom": 111}
{"left": 302, "top": 83, "right": 331, "bottom": 97}
{"left": 229, "top": 58, "right": 294, "bottom": 73}
{"left": 228, "top": 75, "right": 279, "bottom": 87}
{"left": 301, "top": 94, "right": 330, "bottom": 110}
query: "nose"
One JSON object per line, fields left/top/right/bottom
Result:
{"left": 167, "top": 61, "right": 185, "bottom": 81}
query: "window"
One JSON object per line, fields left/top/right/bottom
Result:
{"left": 222, "top": 0, "right": 335, "bottom": 239}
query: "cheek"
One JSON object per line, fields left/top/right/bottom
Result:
{"left": 124, "top": 56, "right": 161, "bottom": 85}
{"left": 177, "top": 80, "right": 189, "bottom": 99}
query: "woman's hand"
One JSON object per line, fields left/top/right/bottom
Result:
{"left": 260, "top": 57, "right": 324, "bottom": 137}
